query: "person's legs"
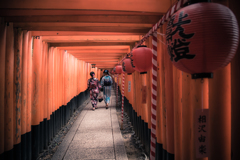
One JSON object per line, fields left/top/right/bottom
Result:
{"left": 90, "top": 92, "right": 95, "bottom": 110}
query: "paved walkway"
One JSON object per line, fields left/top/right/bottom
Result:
{"left": 52, "top": 89, "right": 128, "bottom": 160}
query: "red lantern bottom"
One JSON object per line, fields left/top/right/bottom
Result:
{"left": 191, "top": 73, "right": 213, "bottom": 79}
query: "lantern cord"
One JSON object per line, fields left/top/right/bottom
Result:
{"left": 156, "top": 32, "right": 166, "bottom": 37}
{"left": 157, "top": 38, "right": 167, "bottom": 46}
{"left": 117, "top": 0, "right": 190, "bottom": 66}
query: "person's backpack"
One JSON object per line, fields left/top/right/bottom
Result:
{"left": 103, "top": 76, "right": 111, "bottom": 86}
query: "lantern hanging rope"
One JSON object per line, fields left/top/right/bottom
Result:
{"left": 150, "top": 32, "right": 158, "bottom": 160}
{"left": 116, "top": 0, "right": 190, "bottom": 65}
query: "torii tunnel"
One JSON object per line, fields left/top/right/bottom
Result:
{"left": 0, "top": 0, "right": 240, "bottom": 160}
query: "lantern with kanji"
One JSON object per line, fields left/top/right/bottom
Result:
{"left": 115, "top": 65, "right": 122, "bottom": 74}
{"left": 131, "top": 45, "right": 153, "bottom": 74}
{"left": 166, "top": 2, "right": 239, "bottom": 79}
{"left": 122, "top": 58, "right": 135, "bottom": 75}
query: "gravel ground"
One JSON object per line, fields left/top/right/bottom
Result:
{"left": 116, "top": 106, "right": 148, "bottom": 160}
{"left": 37, "top": 100, "right": 89, "bottom": 160}
{"left": 37, "top": 97, "right": 147, "bottom": 160}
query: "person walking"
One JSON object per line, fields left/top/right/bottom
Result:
{"left": 87, "top": 71, "right": 101, "bottom": 111}
{"left": 101, "top": 70, "right": 113, "bottom": 109}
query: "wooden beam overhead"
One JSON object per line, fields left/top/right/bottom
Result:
{"left": 6, "top": 15, "right": 161, "bottom": 24}
{"left": 16, "top": 26, "right": 150, "bottom": 33}
{"left": 0, "top": 9, "right": 162, "bottom": 16}
{"left": 0, "top": 0, "right": 171, "bottom": 13}
{"left": 41, "top": 35, "right": 142, "bottom": 42}
{"left": 14, "top": 22, "right": 152, "bottom": 28}
{"left": 82, "top": 60, "right": 119, "bottom": 62}
{"left": 56, "top": 46, "right": 130, "bottom": 50}
{"left": 50, "top": 42, "right": 134, "bottom": 47}
{"left": 74, "top": 57, "right": 120, "bottom": 60}
{"left": 66, "top": 49, "right": 128, "bottom": 52}
{"left": 31, "top": 31, "right": 143, "bottom": 36}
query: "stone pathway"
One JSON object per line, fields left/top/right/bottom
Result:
{"left": 52, "top": 90, "right": 128, "bottom": 160}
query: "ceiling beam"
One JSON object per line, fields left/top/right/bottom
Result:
{"left": 56, "top": 46, "right": 130, "bottom": 50}
{"left": 0, "top": 9, "right": 161, "bottom": 16}
{"left": 6, "top": 15, "right": 161, "bottom": 24}
{"left": 17, "top": 26, "right": 150, "bottom": 33}
{"left": 31, "top": 31, "right": 143, "bottom": 36}
{"left": 0, "top": 0, "right": 171, "bottom": 13}
{"left": 14, "top": 22, "right": 152, "bottom": 28}
{"left": 50, "top": 42, "right": 134, "bottom": 47}
{"left": 41, "top": 35, "right": 142, "bottom": 42}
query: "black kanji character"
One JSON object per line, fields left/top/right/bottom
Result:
{"left": 167, "top": 39, "right": 195, "bottom": 62}
{"left": 166, "top": 11, "right": 194, "bottom": 43}
{"left": 198, "top": 115, "right": 207, "bottom": 123}
{"left": 198, "top": 135, "right": 206, "bottom": 142}
{"left": 199, "top": 145, "right": 207, "bottom": 155}
{"left": 198, "top": 125, "right": 206, "bottom": 132}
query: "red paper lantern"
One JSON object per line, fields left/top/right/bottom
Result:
{"left": 122, "top": 58, "right": 135, "bottom": 75}
{"left": 131, "top": 45, "right": 153, "bottom": 74}
{"left": 115, "top": 65, "right": 122, "bottom": 74}
{"left": 166, "top": 2, "right": 239, "bottom": 78}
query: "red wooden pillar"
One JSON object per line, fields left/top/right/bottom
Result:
{"left": 13, "top": 28, "right": 23, "bottom": 158}
{"left": 0, "top": 18, "right": 6, "bottom": 157}
{"left": 173, "top": 66, "right": 182, "bottom": 160}
{"left": 190, "top": 78, "right": 209, "bottom": 160}
{"left": 164, "top": 49, "right": 174, "bottom": 159}
{"left": 182, "top": 72, "right": 192, "bottom": 160}
{"left": 32, "top": 36, "right": 42, "bottom": 159}
{"left": 229, "top": 0, "right": 240, "bottom": 159}
{"left": 26, "top": 32, "right": 32, "bottom": 160}
{"left": 47, "top": 47, "right": 53, "bottom": 141}
{"left": 209, "top": 65, "right": 231, "bottom": 160}
{"left": 43, "top": 42, "right": 48, "bottom": 149}
{"left": 21, "top": 30, "right": 29, "bottom": 159}
{"left": 4, "top": 22, "right": 14, "bottom": 160}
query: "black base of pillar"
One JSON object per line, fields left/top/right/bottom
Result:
{"left": 13, "top": 142, "right": 21, "bottom": 160}
{"left": 31, "top": 124, "right": 40, "bottom": 160}
{"left": 39, "top": 121, "right": 44, "bottom": 152}
{"left": 156, "top": 142, "right": 163, "bottom": 160}
{"left": 144, "top": 122, "right": 150, "bottom": 156}
{"left": 50, "top": 114, "right": 53, "bottom": 141}
{"left": 21, "top": 133, "right": 27, "bottom": 160}
{"left": 1, "top": 148, "right": 14, "bottom": 160}
{"left": 43, "top": 118, "right": 48, "bottom": 149}
{"left": 26, "top": 131, "right": 32, "bottom": 160}
{"left": 163, "top": 148, "right": 167, "bottom": 160}
{"left": 167, "top": 152, "right": 174, "bottom": 160}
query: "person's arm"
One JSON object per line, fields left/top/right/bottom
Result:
{"left": 100, "top": 76, "right": 104, "bottom": 86}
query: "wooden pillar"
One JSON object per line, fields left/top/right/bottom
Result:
{"left": 32, "top": 36, "right": 42, "bottom": 159}
{"left": 4, "top": 22, "right": 14, "bottom": 159}
{"left": 173, "top": 66, "right": 182, "bottom": 160}
{"left": 229, "top": 0, "right": 240, "bottom": 159}
{"left": 159, "top": 25, "right": 167, "bottom": 159}
{"left": 26, "top": 33, "right": 32, "bottom": 160}
{"left": 21, "top": 30, "right": 29, "bottom": 159}
{"left": 13, "top": 28, "right": 23, "bottom": 159}
{"left": 164, "top": 48, "right": 174, "bottom": 159}
{"left": 182, "top": 72, "right": 192, "bottom": 160}
{"left": 209, "top": 65, "right": 231, "bottom": 160}
{"left": 0, "top": 18, "right": 6, "bottom": 157}
{"left": 190, "top": 78, "right": 209, "bottom": 160}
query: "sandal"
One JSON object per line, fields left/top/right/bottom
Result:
{"left": 106, "top": 104, "right": 108, "bottom": 109}
{"left": 92, "top": 107, "right": 95, "bottom": 111}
